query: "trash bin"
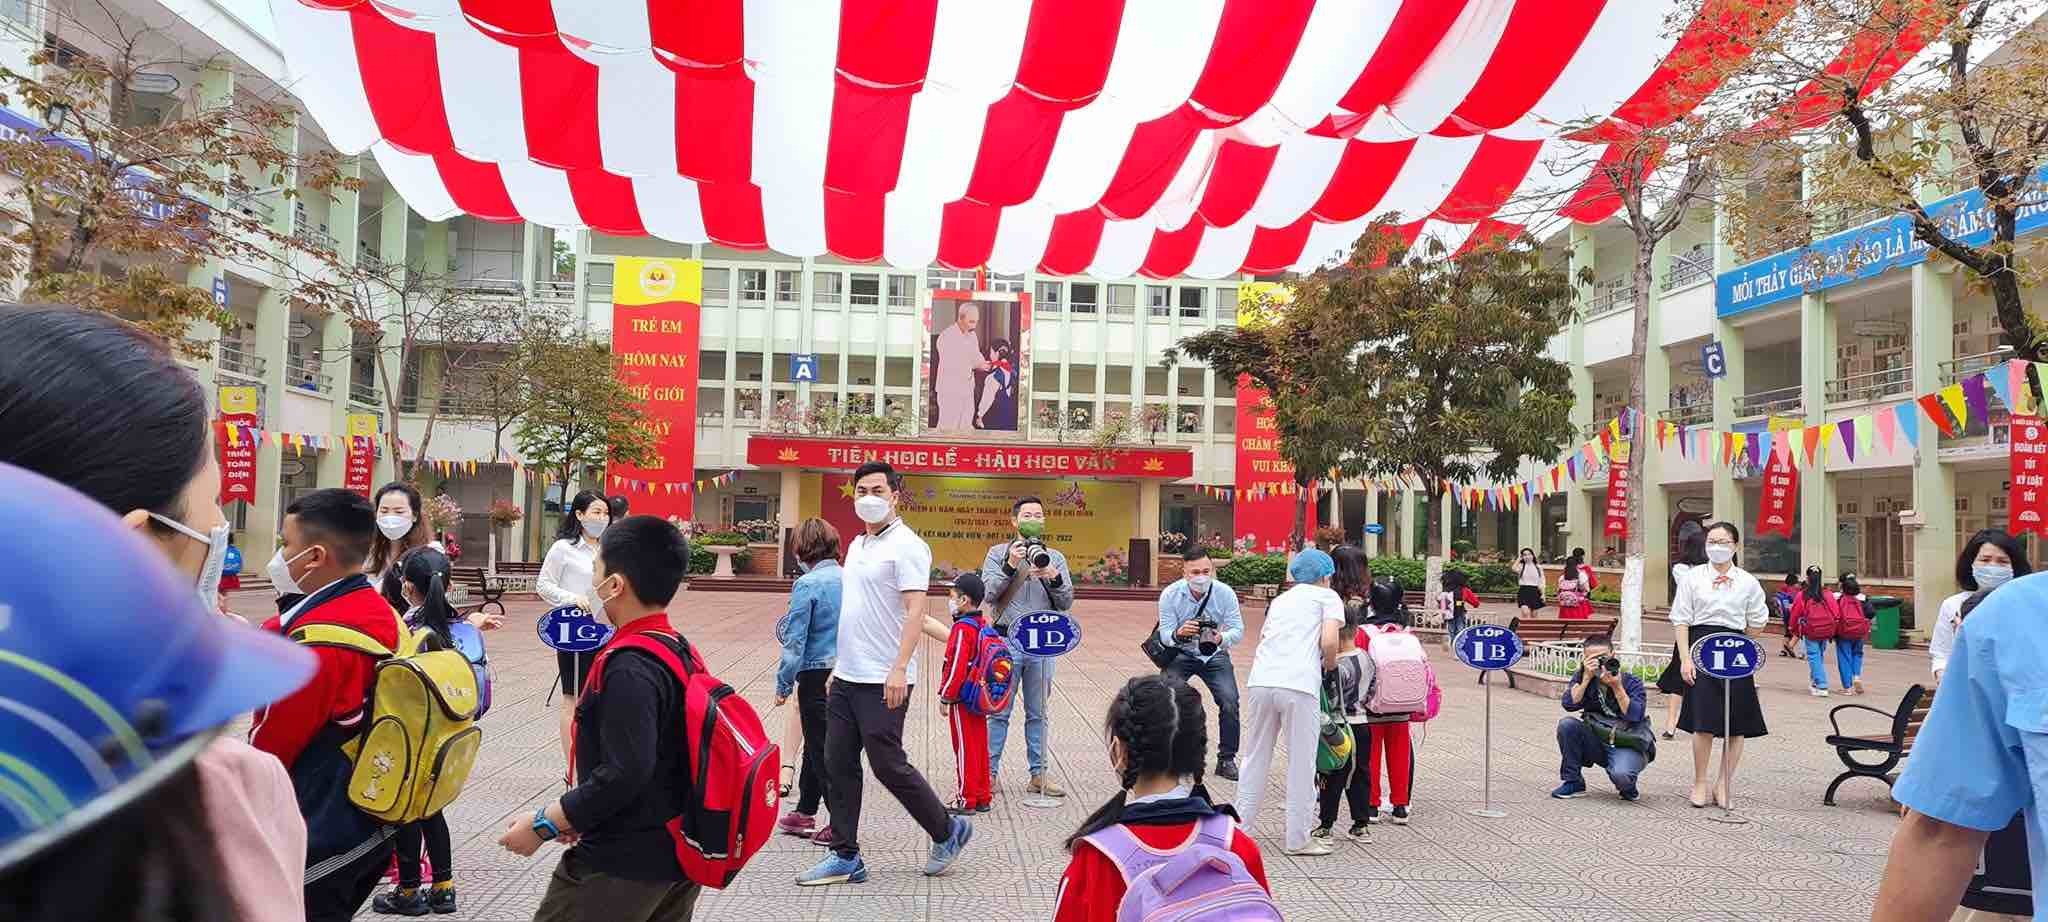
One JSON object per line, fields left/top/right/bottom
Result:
{"left": 1868, "top": 596, "right": 1904, "bottom": 650}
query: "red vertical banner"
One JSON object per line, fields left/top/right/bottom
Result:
{"left": 216, "top": 385, "right": 260, "bottom": 507}
{"left": 2010, "top": 415, "right": 2048, "bottom": 536}
{"left": 1232, "top": 381, "right": 1294, "bottom": 552}
{"left": 1756, "top": 447, "right": 1799, "bottom": 538}
{"left": 609, "top": 257, "right": 703, "bottom": 521}
{"left": 1602, "top": 440, "right": 1631, "bottom": 538}
{"left": 343, "top": 436, "right": 377, "bottom": 496}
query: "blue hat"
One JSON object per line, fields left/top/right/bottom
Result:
{"left": 1290, "top": 548, "right": 1335, "bottom": 584}
{"left": 0, "top": 463, "right": 316, "bottom": 870}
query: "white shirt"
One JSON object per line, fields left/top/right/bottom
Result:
{"left": 1928, "top": 590, "right": 1970, "bottom": 676}
{"left": 537, "top": 538, "right": 599, "bottom": 609}
{"left": 833, "top": 520, "right": 933, "bottom": 684}
{"left": 1517, "top": 561, "right": 1543, "bottom": 587}
{"left": 1246, "top": 583, "right": 1345, "bottom": 696}
{"left": 1668, "top": 563, "right": 1769, "bottom": 630}
{"left": 1671, "top": 562, "right": 1692, "bottom": 586}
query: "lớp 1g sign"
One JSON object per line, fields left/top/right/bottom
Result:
{"left": 538, "top": 605, "right": 614, "bottom": 654}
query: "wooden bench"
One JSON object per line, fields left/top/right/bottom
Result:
{"left": 1824, "top": 684, "right": 1934, "bottom": 806}
{"left": 1501, "top": 617, "right": 1619, "bottom": 689}
{"left": 449, "top": 566, "right": 507, "bottom": 620}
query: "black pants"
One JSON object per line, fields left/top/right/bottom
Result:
{"left": 1317, "top": 744, "right": 1372, "bottom": 827}
{"left": 395, "top": 812, "right": 453, "bottom": 887}
{"left": 795, "top": 668, "right": 832, "bottom": 815}
{"left": 823, "top": 679, "right": 951, "bottom": 858}
{"left": 532, "top": 849, "right": 701, "bottom": 922}
{"left": 305, "top": 839, "right": 394, "bottom": 922}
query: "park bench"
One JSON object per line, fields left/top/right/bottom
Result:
{"left": 1501, "top": 617, "right": 1619, "bottom": 689}
{"left": 449, "top": 566, "right": 507, "bottom": 620}
{"left": 489, "top": 560, "right": 541, "bottom": 591}
{"left": 1823, "top": 684, "right": 1934, "bottom": 806}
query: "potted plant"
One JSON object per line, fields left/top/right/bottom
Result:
{"left": 735, "top": 518, "right": 781, "bottom": 576}
{"left": 1156, "top": 531, "right": 1188, "bottom": 584}
{"left": 487, "top": 498, "right": 522, "bottom": 567}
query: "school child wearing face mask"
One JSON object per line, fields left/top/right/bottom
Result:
{"left": 940, "top": 572, "right": 995, "bottom": 815}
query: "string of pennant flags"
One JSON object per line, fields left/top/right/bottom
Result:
{"left": 220, "top": 422, "right": 555, "bottom": 479}
{"left": 610, "top": 470, "right": 740, "bottom": 497}
{"left": 1443, "top": 358, "right": 2044, "bottom": 513}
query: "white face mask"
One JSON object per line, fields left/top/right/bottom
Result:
{"left": 854, "top": 494, "right": 892, "bottom": 525}
{"left": 151, "top": 512, "right": 231, "bottom": 612}
{"left": 268, "top": 546, "right": 314, "bottom": 597}
{"left": 1187, "top": 574, "right": 1213, "bottom": 592}
{"left": 376, "top": 514, "right": 415, "bottom": 541}
{"left": 1705, "top": 544, "right": 1736, "bottom": 565}
{"left": 581, "top": 517, "right": 608, "bottom": 539}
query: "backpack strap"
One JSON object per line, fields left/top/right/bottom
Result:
{"left": 1080, "top": 823, "right": 1165, "bottom": 885}
{"left": 289, "top": 622, "right": 394, "bottom": 658}
{"left": 1193, "top": 813, "right": 1235, "bottom": 849}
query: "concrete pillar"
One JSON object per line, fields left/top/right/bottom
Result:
{"left": 315, "top": 309, "right": 353, "bottom": 488}
{"left": 1362, "top": 485, "right": 1381, "bottom": 556}
{"left": 183, "top": 62, "right": 235, "bottom": 410}
{"left": 1438, "top": 493, "right": 1453, "bottom": 557}
{"left": 1640, "top": 236, "right": 1675, "bottom": 606}
{"left": 1566, "top": 223, "right": 1597, "bottom": 556}
{"left": 1799, "top": 292, "right": 1838, "bottom": 572}
{"left": 1910, "top": 263, "right": 1958, "bottom": 637}
{"left": 1710, "top": 317, "right": 1748, "bottom": 528}
{"left": 1139, "top": 480, "right": 1162, "bottom": 544}
{"left": 248, "top": 287, "right": 291, "bottom": 560}
{"left": 778, "top": 468, "right": 803, "bottom": 534}
{"left": 1400, "top": 489, "right": 1419, "bottom": 558}
{"left": 1326, "top": 481, "right": 1342, "bottom": 533}
{"left": 509, "top": 470, "right": 530, "bottom": 562}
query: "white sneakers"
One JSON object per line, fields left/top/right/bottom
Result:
{"left": 1810, "top": 686, "right": 1830, "bottom": 698}
{"left": 1284, "top": 839, "right": 1336, "bottom": 857}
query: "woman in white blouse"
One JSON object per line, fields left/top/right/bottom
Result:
{"left": 1666, "top": 521, "right": 1770, "bottom": 809}
{"left": 537, "top": 489, "right": 612, "bottom": 773}
{"left": 1928, "top": 529, "right": 2030, "bottom": 681}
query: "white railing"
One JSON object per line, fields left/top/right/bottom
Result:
{"left": 1660, "top": 403, "right": 1712, "bottom": 426}
{"left": 1735, "top": 385, "right": 1802, "bottom": 418}
{"left": 1662, "top": 251, "right": 1713, "bottom": 292}
{"left": 349, "top": 377, "right": 378, "bottom": 406}
{"left": 218, "top": 344, "right": 266, "bottom": 379}
{"left": 1827, "top": 365, "right": 1913, "bottom": 404}
{"left": 1944, "top": 347, "right": 2014, "bottom": 384}
{"left": 532, "top": 279, "right": 575, "bottom": 301}
{"left": 1585, "top": 283, "right": 1636, "bottom": 318}
{"left": 1521, "top": 640, "right": 1674, "bottom": 684}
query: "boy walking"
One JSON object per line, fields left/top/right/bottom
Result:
{"left": 798, "top": 461, "right": 974, "bottom": 886}
{"left": 940, "top": 573, "right": 993, "bottom": 814}
{"left": 497, "top": 516, "right": 701, "bottom": 922}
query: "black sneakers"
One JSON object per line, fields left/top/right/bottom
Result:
{"left": 1216, "top": 759, "right": 1239, "bottom": 781}
{"left": 372, "top": 886, "right": 455, "bottom": 916}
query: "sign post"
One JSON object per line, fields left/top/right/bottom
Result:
{"left": 1690, "top": 632, "right": 1765, "bottom": 825}
{"left": 1453, "top": 624, "right": 1524, "bottom": 819}
{"left": 1011, "top": 610, "right": 1081, "bottom": 809}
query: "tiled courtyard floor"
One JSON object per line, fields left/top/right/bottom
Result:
{"left": 226, "top": 589, "right": 1914, "bottom": 921}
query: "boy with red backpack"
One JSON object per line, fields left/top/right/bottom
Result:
{"left": 940, "top": 573, "right": 1007, "bottom": 814}
{"left": 500, "top": 516, "right": 778, "bottom": 922}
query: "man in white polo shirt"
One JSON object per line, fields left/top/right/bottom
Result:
{"left": 798, "top": 461, "right": 974, "bottom": 887}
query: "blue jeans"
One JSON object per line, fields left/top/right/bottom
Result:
{"left": 988, "top": 652, "right": 1054, "bottom": 777}
{"left": 1805, "top": 638, "right": 1832, "bottom": 689}
{"left": 1835, "top": 638, "right": 1865, "bottom": 687}
{"left": 1556, "top": 717, "right": 1645, "bottom": 793}
{"left": 1162, "top": 649, "right": 1242, "bottom": 762}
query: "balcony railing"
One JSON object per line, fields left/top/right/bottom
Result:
{"left": 1660, "top": 403, "right": 1712, "bottom": 426}
{"left": 349, "top": 377, "right": 378, "bottom": 406}
{"left": 293, "top": 223, "right": 337, "bottom": 253}
{"left": 1735, "top": 385, "right": 1803, "bottom": 419}
{"left": 1662, "top": 251, "right": 1713, "bottom": 292}
{"left": 1584, "top": 283, "right": 1636, "bottom": 319}
{"left": 532, "top": 279, "right": 575, "bottom": 301}
{"left": 453, "top": 277, "right": 524, "bottom": 298}
{"left": 1943, "top": 347, "right": 2014, "bottom": 384}
{"left": 218, "top": 344, "right": 266, "bottom": 379}
{"left": 288, "top": 369, "right": 334, "bottom": 394}
{"left": 399, "top": 394, "right": 495, "bottom": 417}
{"left": 1826, "top": 365, "right": 1913, "bottom": 404}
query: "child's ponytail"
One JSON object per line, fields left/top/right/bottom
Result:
{"left": 399, "top": 546, "right": 458, "bottom": 642}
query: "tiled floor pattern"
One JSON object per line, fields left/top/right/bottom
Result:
{"left": 220, "top": 589, "right": 1913, "bottom": 921}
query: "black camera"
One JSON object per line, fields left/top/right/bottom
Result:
{"left": 1602, "top": 656, "right": 1622, "bottom": 676}
{"left": 1023, "top": 541, "right": 1052, "bottom": 570}
{"left": 1196, "top": 618, "right": 1220, "bottom": 656}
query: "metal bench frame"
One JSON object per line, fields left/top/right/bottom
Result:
{"left": 1823, "top": 683, "right": 1930, "bottom": 806}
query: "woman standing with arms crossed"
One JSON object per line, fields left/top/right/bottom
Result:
{"left": 536, "top": 489, "right": 612, "bottom": 776}
{"left": 1669, "top": 521, "right": 1770, "bottom": 809}
{"left": 775, "top": 518, "right": 844, "bottom": 847}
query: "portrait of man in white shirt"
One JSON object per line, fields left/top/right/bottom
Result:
{"left": 931, "top": 301, "right": 990, "bottom": 433}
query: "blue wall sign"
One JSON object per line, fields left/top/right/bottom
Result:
{"left": 1453, "top": 624, "right": 1524, "bottom": 671}
{"left": 212, "top": 277, "right": 229, "bottom": 307}
{"left": 1363, "top": 523, "right": 1385, "bottom": 536}
{"left": 1716, "top": 166, "right": 2048, "bottom": 317}
{"left": 537, "top": 605, "right": 614, "bottom": 654}
{"left": 1010, "top": 610, "right": 1081, "bottom": 657}
{"left": 790, "top": 353, "right": 818, "bottom": 383}
{"left": 1701, "top": 341, "right": 1727, "bottom": 379}
{"left": 1691, "top": 633, "right": 1765, "bottom": 680}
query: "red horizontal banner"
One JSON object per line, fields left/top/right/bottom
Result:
{"left": 746, "top": 435, "right": 1193, "bottom": 479}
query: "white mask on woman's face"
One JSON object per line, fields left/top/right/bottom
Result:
{"left": 1705, "top": 544, "right": 1736, "bottom": 565}
{"left": 376, "top": 514, "right": 415, "bottom": 541}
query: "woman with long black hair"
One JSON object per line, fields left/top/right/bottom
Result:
{"left": 366, "top": 482, "right": 438, "bottom": 611}
{"left": 537, "top": 490, "right": 612, "bottom": 774}
{"left": 1514, "top": 547, "right": 1544, "bottom": 617}
{"left": 1668, "top": 521, "right": 1770, "bottom": 809}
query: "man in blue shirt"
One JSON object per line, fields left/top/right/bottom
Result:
{"left": 1881, "top": 574, "right": 2048, "bottom": 921}
{"left": 1553, "top": 634, "right": 1651, "bottom": 801}
{"left": 1155, "top": 547, "right": 1245, "bottom": 780}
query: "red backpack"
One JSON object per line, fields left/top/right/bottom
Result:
{"left": 581, "top": 630, "right": 781, "bottom": 889}
{"left": 1835, "top": 594, "right": 1871, "bottom": 641}
{"left": 1793, "top": 594, "right": 1840, "bottom": 640}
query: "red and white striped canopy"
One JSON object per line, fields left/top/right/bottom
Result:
{"left": 272, "top": 0, "right": 1808, "bottom": 277}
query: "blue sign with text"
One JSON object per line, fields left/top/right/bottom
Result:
{"left": 1701, "top": 341, "right": 1727, "bottom": 379}
{"left": 1453, "top": 624, "right": 1523, "bottom": 671}
{"left": 1690, "top": 633, "right": 1765, "bottom": 681}
{"left": 537, "top": 605, "right": 614, "bottom": 654}
{"left": 1010, "top": 610, "right": 1081, "bottom": 657}
{"left": 790, "top": 353, "right": 818, "bottom": 382}
{"left": 1717, "top": 166, "right": 2048, "bottom": 317}
{"left": 1363, "top": 523, "right": 1385, "bottom": 536}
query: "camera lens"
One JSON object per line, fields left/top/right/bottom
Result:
{"left": 1602, "top": 657, "right": 1622, "bottom": 675}
{"left": 1030, "top": 547, "right": 1052, "bottom": 569}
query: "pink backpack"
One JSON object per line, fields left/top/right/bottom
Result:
{"left": 1365, "top": 626, "right": 1430, "bottom": 716}
{"left": 1081, "top": 814, "right": 1282, "bottom": 922}
{"left": 1410, "top": 661, "right": 1442, "bottom": 723}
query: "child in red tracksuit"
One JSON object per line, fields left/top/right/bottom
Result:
{"left": 940, "top": 572, "right": 993, "bottom": 814}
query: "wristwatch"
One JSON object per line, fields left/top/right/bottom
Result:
{"left": 532, "top": 808, "right": 561, "bottom": 842}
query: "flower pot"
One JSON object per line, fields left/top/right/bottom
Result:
{"left": 738, "top": 542, "right": 780, "bottom": 576}
{"left": 1156, "top": 557, "right": 1184, "bottom": 586}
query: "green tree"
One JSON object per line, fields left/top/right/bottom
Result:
{"left": 515, "top": 337, "right": 661, "bottom": 489}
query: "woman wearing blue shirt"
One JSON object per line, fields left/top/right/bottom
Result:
{"left": 776, "top": 518, "right": 844, "bottom": 845}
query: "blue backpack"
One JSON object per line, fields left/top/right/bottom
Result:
{"left": 446, "top": 621, "right": 492, "bottom": 718}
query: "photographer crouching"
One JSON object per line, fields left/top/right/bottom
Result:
{"left": 1554, "top": 634, "right": 1654, "bottom": 801}
{"left": 979, "top": 496, "right": 1075, "bottom": 797}
{"left": 1152, "top": 547, "right": 1245, "bottom": 780}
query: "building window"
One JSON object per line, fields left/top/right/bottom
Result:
{"left": 1215, "top": 287, "right": 1237, "bottom": 322}
{"left": 1035, "top": 281, "right": 1062, "bottom": 314}
{"left": 1070, "top": 282, "right": 1099, "bottom": 314}
{"left": 775, "top": 270, "right": 799, "bottom": 303}
{"left": 887, "top": 274, "right": 916, "bottom": 310}
{"left": 813, "top": 272, "right": 843, "bottom": 304}
{"left": 737, "top": 268, "right": 767, "bottom": 303}
{"left": 989, "top": 272, "right": 1025, "bottom": 293}
{"left": 1146, "top": 285, "right": 1171, "bottom": 317}
{"left": 1179, "top": 287, "right": 1205, "bottom": 319}
{"left": 1176, "top": 406, "right": 1202, "bottom": 434}
{"left": 1107, "top": 284, "right": 1136, "bottom": 316}
{"left": 703, "top": 267, "right": 730, "bottom": 304}
{"left": 850, "top": 273, "right": 880, "bottom": 309}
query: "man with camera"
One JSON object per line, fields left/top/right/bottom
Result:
{"left": 979, "top": 496, "right": 1074, "bottom": 797}
{"left": 1154, "top": 547, "right": 1246, "bottom": 780}
{"left": 1554, "top": 634, "right": 1653, "bottom": 801}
